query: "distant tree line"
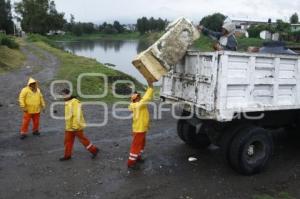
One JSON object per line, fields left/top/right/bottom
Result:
{"left": 99, "top": 21, "right": 125, "bottom": 34}
{"left": 247, "top": 20, "right": 291, "bottom": 38}
{"left": 136, "top": 17, "right": 168, "bottom": 34}
{"left": 0, "top": 0, "right": 14, "bottom": 34}
{"left": 15, "top": 0, "right": 66, "bottom": 35}
{"left": 247, "top": 15, "right": 300, "bottom": 42}
{"left": 199, "top": 12, "right": 300, "bottom": 42}
{"left": 64, "top": 15, "right": 126, "bottom": 36}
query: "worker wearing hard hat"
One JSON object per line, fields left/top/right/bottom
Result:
{"left": 19, "top": 77, "right": 45, "bottom": 140}
{"left": 59, "top": 88, "right": 99, "bottom": 161}
{"left": 127, "top": 80, "right": 154, "bottom": 168}
{"left": 198, "top": 20, "right": 237, "bottom": 51}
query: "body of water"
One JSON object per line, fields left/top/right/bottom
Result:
{"left": 57, "top": 39, "right": 149, "bottom": 84}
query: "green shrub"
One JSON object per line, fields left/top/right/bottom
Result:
{"left": 0, "top": 34, "right": 19, "bottom": 49}
{"left": 27, "top": 33, "right": 61, "bottom": 49}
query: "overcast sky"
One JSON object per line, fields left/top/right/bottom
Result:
{"left": 13, "top": 0, "right": 300, "bottom": 24}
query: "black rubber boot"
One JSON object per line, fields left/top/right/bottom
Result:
{"left": 91, "top": 148, "right": 99, "bottom": 159}
{"left": 32, "top": 131, "right": 40, "bottom": 136}
{"left": 59, "top": 157, "right": 71, "bottom": 161}
{"left": 20, "top": 135, "right": 27, "bottom": 140}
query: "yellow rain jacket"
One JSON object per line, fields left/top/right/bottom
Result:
{"left": 65, "top": 98, "right": 86, "bottom": 131}
{"left": 128, "top": 87, "right": 154, "bottom": 133}
{"left": 19, "top": 78, "right": 46, "bottom": 114}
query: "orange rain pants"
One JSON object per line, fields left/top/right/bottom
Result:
{"left": 128, "top": 132, "right": 146, "bottom": 165}
{"left": 20, "top": 113, "right": 40, "bottom": 135}
{"left": 64, "top": 131, "right": 98, "bottom": 158}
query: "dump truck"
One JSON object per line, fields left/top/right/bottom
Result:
{"left": 131, "top": 17, "right": 300, "bottom": 175}
{"left": 160, "top": 50, "right": 300, "bottom": 175}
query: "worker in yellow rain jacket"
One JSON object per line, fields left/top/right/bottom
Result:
{"left": 59, "top": 88, "right": 99, "bottom": 161}
{"left": 127, "top": 80, "right": 154, "bottom": 168}
{"left": 19, "top": 77, "right": 45, "bottom": 140}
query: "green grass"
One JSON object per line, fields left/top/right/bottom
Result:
{"left": 32, "top": 41, "right": 144, "bottom": 103}
{"left": 0, "top": 42, "right": 26, "bottom": 73}
{"left": 48, "top": 32, "right": 142, "bottom": 42}
{"left": 193, "top": 35, "right": 215, "bottom": 51}
{"left": 237, "top": 37, "right": 264, "bottom": 51}
{"left": 0, "top": 34, "right": 19, "bottom": 49}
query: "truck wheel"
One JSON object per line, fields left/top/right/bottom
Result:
{"left": 177, "top": 119, "right": 186, "bottom": 142}
{"left": 229, "top": 127, "right": 273, "bottom": 175}
{"left": 218, "top": 124, "right": 251, "bottom": 165}
{"left": 177, "top": 120, "right": 211, "bottom": 148}
{"left": 218, "top": 125, "right": 246, "bottom": 164}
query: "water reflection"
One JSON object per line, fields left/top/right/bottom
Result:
{"left": 136, "top": 40, "right": 149, "bottom": 53}
{"left": 63, "top": 40, "right": 128, "bottom": 54}
{"left": 57, "top": 39, "right": 149, "bottom": 83}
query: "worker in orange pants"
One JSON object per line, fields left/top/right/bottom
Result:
{"left": 64, "top": 130, "right": 98, "bottom": 160}
{"left": 127, "top": 80, "right": 154, "bottom": 168}
{"left": 59, "top": 88, "right": 99, "bottom": 161}
{"left": 21, "top": 113, "right": 40, "bottom": 134}
{"left": 19, "top": 77, "right": 45, "bottom": 139}
{"left": 129, "top": 132, "right": 146, "bottom": 163}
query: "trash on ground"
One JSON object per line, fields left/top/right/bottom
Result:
{"left": 188, "top": 157, "right": 197, "bottom": 162}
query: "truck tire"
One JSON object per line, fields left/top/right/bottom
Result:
{"left": 177, "top": 119, "right": 211, "bottom": 148}
{"left": 177, "top": 119, "right": 186, "bottom": 142}
{"left": 229, "top": 126, "right": 273, "bottom": 175}
{"left": 218, "top": 124, "right": 251, "bottom": 165}
{"left": 177, "top": 111, "right": 191, "bottom": 142}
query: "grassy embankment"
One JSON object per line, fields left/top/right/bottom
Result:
{"left": 194, "top": 35, "right": 268, "bottom": 51}
{"left": 0, "top": 35, "right": 26, "bottom": 73}
{"left": 48, "top": 31, "right": 163, "bottom": 45}
{"left": 48, "top": 32, "right": 142, "bottom": 41}
{"left": 27, "top": 34, "right": 144, "bottom": 103}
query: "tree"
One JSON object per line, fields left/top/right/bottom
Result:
{"left": 136, "top": 17, "right": 167, "bottom": 34}
{"left": 0, "top": 0, "right": 14, "bottom": 34}
{"left": 136, "top": 17, "right": 149, "bottom": 34}
{"left": 276, "top": 19, "right": 291, "bottom": 33}
{"left": 156, "top": 18, "right": 167, "bottom": 31}
{"left": 72, "top": 23, "right": 83, "bottom": 36}
{"left": 290, "top": 13, "right": 299, "bottom": 24}
{"left": 47, "top": 1, "right": 66, "bottom": 31}
{"left": 102, "top": 24, "right": 117, "bottom": 34}
{"left": 64, "top": 14, "right": 74, "bottom": 32}
{"left": 70, "top": 14, "right": 75, "bottom": 25}
{"left": 200, "top": 13, "right": 226, "bottom": 32}
{"left": 247, "top": 24, "right": 269, "bottom": 38}
{"left": 148, "top": 17, "right": 156, "bottom": 32}
{"left": 15, "top": 0, "right": 65, "bottom": 34}
{"left": 113, "top": 21, "right": 125, "bottom": 33}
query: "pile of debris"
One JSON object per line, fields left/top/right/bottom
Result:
{"left": 132, "top": 17, "right": 200, "bottom": 82}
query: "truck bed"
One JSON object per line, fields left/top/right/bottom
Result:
{"left": 160, "top": 50, "right": 300, "bottom": 121}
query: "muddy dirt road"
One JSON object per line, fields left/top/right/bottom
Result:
{"left": 0, "top": 44, "right": 300, "bottom": 199}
